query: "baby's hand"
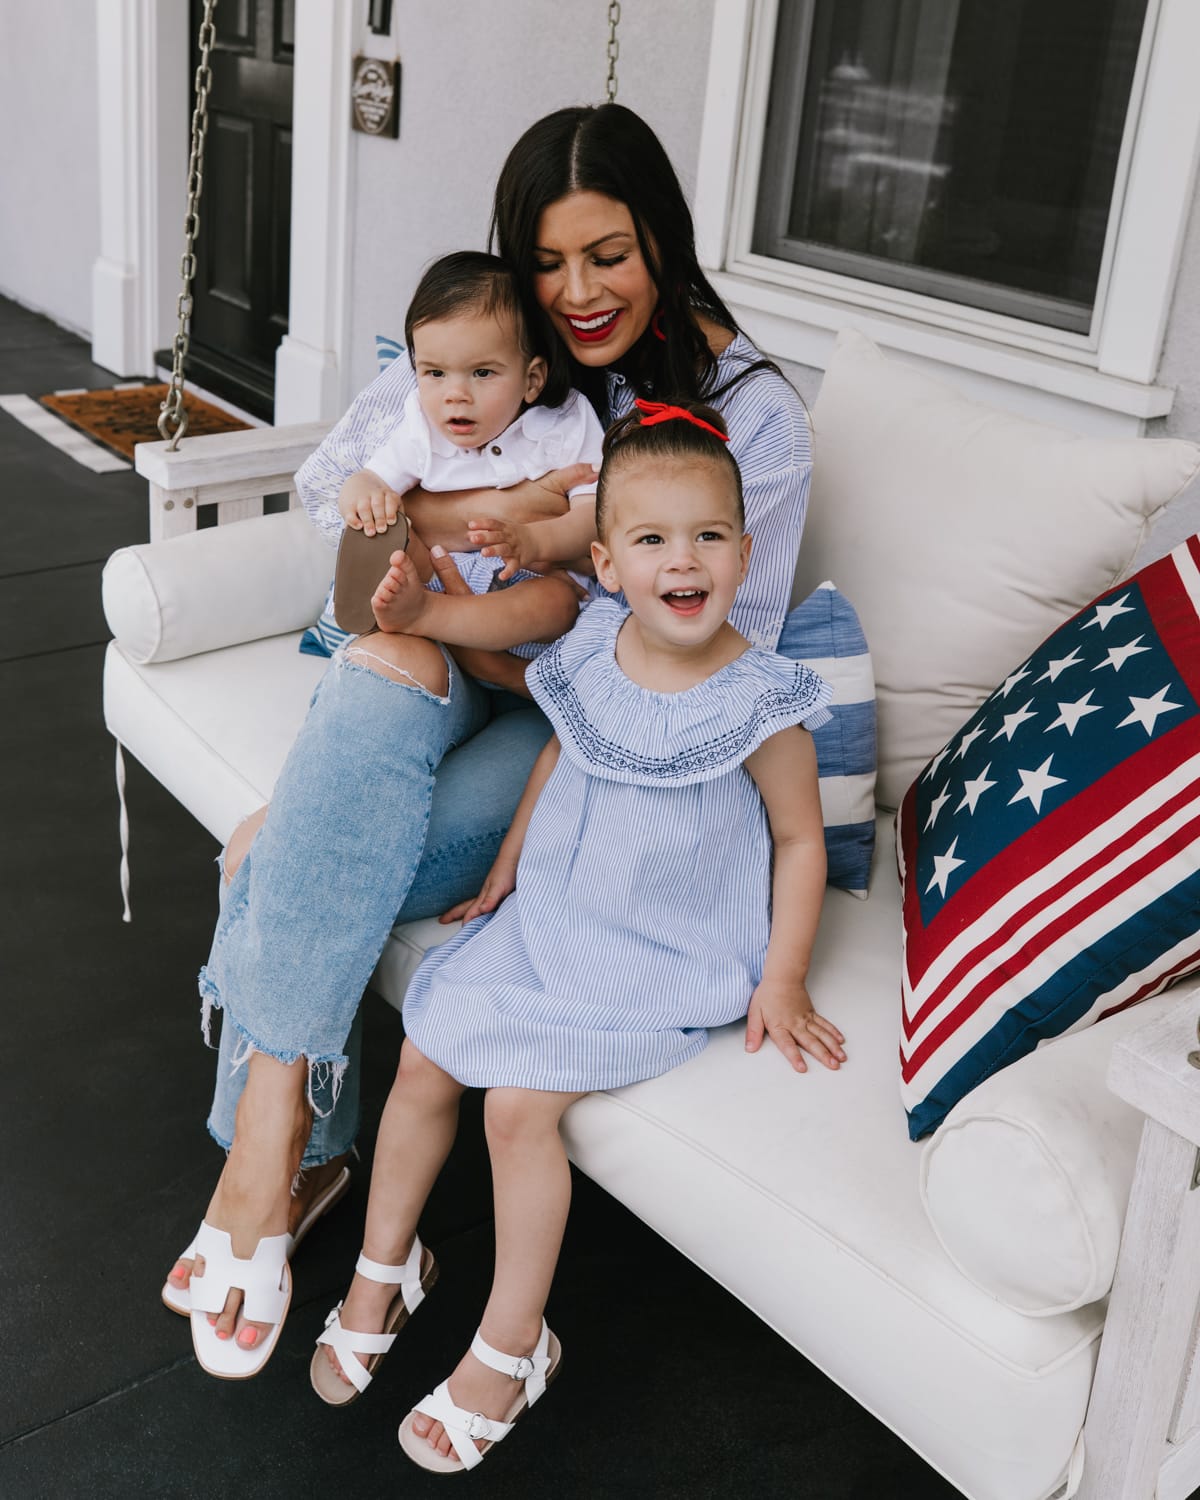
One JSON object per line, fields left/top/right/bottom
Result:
{"left": 440, "top": 861, "right": 517, "bottom": 924}
{"left": 745, "top": 979, "right": 846, "bottom": 1074}
{"left": 467, "top": 516, "right": 535, "bottom": 581}
{"left": 338, "top": 470, "right": 405, "bottom": 538}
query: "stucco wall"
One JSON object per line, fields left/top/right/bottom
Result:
{"left": 347, "top": 0, "right": 715, "bottom": 395}
{"left": 0, "top": 3, "right": 99, "bottom": 334}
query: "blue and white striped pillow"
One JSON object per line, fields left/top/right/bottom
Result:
{"left": 777, "top": 581, "right": 877, "bottom": 896}
{"left": 299, "top": 334, "right": 409, "bottom": 657}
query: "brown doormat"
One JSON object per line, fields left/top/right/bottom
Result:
{"left": 39, "top": 384, "right": 251, "bottom": 461}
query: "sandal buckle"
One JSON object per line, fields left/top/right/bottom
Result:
{"left": 466, "top": 1411, "right": 493, "bottom": 1441}
{"left": 512, "top": 1355, "right": 535, "bottom": 1381}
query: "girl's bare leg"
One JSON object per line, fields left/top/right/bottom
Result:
{"left": 325, "top": 1040, "right": 467, "bottom": 1383}
{"left": 413, "top": 1086, "right": 585, "bottom": 1457}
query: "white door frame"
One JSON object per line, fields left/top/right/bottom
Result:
{"left": 275, "top": 0, "right": 356, "bottom": 423}
{"left": 90, "top": 0, "right": 355, "bottom": 422}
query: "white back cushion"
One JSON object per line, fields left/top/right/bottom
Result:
{"left": 795, "top": 330, "right": 1200, "bottom": 807}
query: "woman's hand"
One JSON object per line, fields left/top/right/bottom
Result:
{"left": 404, "top": 463, "right": 597, "bottom": 550}
{"left": 439, "top": 859, "right": 518, "bottom": 925}
{"left": 745, "top": 979, "right": 846, "bottom": 1073}
{"left": 338, "top": 469, "right": 406, "bottom": 538}
{"left": 489, "top": 464, "right": 598, "bottom": 524}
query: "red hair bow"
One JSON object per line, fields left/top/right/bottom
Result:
{"left": 633, "top": 398, "right": 729, "bottom": 443}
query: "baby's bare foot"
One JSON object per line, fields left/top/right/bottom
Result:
{"left": 371, "top": 550, "right": 426, "bottom": 633}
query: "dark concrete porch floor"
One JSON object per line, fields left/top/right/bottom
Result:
{"left": 0, "top": 293, "right": 971, "bottom": 1499}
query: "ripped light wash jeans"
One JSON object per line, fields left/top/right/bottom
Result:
{"left": 200, "top": 644, "right": 551, "bottom": 1167}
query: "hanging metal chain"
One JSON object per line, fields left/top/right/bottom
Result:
{"left": 159, "top": 0, "right": 219, "bottom": 449}
{"left": 605, "top": 1, "right": 621, "bottom": 103}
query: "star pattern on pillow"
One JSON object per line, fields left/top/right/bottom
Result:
{"left": 914, "top": 581, "right": 1196, "bottom": 922}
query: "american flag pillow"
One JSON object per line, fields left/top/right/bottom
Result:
{"left": 898, "top": 535, "right": 1200, "bottom": 1141}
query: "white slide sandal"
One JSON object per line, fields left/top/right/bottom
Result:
{"left": 161, "top": 1163, "right": 350, "bottom": 1316}
{"left": 187, "top": 1221, "right": 293, "bottom": 1379}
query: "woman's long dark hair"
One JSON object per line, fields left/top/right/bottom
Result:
{"left": 490, "top": 104, "right": 774, "bottom": 415}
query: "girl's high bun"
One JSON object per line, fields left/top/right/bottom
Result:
{"left": 596, "top": 398, "right": 744, "bottom": 540}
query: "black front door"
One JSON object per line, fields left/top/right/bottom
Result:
{"left": 180, "top": 0, "right": 294, "bottom": 419}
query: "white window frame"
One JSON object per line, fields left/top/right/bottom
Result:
{"left": 694, "top": 0, "right": 1200, "bottom": 431}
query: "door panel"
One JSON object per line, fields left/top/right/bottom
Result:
{"left": 181, "top": 0, "right": 294, "bottom": 418}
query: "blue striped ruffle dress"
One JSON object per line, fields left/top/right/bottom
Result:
{"left": 401, "top": 600, "right": 833, "bottom": 1092}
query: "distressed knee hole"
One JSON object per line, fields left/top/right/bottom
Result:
{"left": 343, "top": 643, "right": 449, "bottom": 700}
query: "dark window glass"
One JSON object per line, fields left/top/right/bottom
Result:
{"left": 753, "top": 0, "right": 1149, "bottom": 332}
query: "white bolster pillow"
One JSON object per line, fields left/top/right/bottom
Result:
{"left": 920, "top": 990, "right": 1181, "bottom": 1316}
{"left": 102, "top": 509, "right": 334, "bottom": 664}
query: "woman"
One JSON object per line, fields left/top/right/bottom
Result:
{"left": 167, "top": 103, "right": 813, "bottom": 1373}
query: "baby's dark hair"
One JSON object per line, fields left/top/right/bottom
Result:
{"left": 595, "top": 400, "right": 744, "bottom": 541}
{"left": 404, "top": 251, "right": 539, "bottom": 364}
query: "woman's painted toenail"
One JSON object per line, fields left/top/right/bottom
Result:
{"left": 238, "top": 1327, "right": 258, "bottom": 1347}
{"left": 216, "top": 1329, "right": 229, "bottom": 1341}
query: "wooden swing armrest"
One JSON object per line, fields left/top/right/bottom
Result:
{"left": 134, "top": 421, "right": 333, "bottom": 541}
{"left": 1076, "top": 987, "right": 1200, "bottom": 1500}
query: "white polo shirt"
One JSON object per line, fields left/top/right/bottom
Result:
{"left": 365, "top": 388, "right": 603, "bottom": 502}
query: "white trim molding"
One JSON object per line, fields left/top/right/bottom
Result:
{"left": 274, "top": 0, "right": 356, "bottom": 424}
{"left": 696, "top": 0, "right": 1200, "bottom": 434}
{"left": 91, "top": 0, "right": 188, "bottom": 378}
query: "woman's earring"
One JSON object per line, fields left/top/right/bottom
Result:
{"left": 651, "top": 308, "right": 666, "bottom": 342}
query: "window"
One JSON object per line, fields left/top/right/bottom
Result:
{"left": 695, "top": 0, "right": 1200, "bottom": 425}
{"left": 752, "top": 0, "right": 1149, "bottom": 335}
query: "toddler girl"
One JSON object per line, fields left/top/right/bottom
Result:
{"left": 310, "top": 401, "right": 845, "bottom": 1471}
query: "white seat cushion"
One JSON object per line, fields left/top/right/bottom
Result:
{"left": 103, "top": 631, "right": 458, "bottom": 1000}
{"left": 103, "top": 634, "right": 327, "bottom": 842}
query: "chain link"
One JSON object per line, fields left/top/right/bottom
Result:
{"left": 605, "top": 0, "right": 621, "bottom": 103}
{"left": 159, "top": 0, "right": 219, "bottom": 448}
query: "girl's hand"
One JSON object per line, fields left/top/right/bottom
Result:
{"left": 467, "top": 517, "right": 535, "bottom": 580}
{"left": 745, "top": 980, "right": 846, "bottom": 1073}
{"left": 338, "top": 470, "right": 405, "bottom": 537}
{"left": 440, "top": 862, "right": 517, "bottom": 924}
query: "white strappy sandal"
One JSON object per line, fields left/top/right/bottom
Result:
{"left": 188, "top": 1222, "right": 293, "bottom": 1379}
{"left": 161, "top": 1163, "right": 350, "bottom": 1316}
{"left": 397, "top": 1320, "right": 562, "bottom": 1473}
{"left": 310, "top": 1235, "right": 439, "bottom": 1406}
